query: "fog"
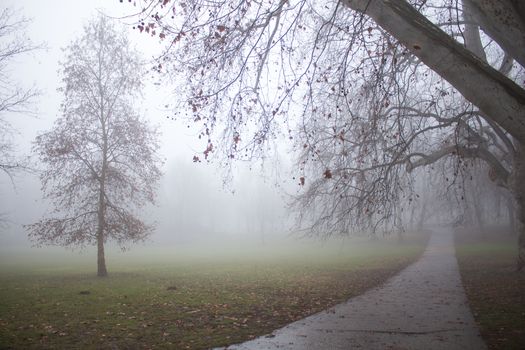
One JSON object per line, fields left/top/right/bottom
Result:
{"left": 0, "top": 0, "right": 301, "bottom": 258}
{"left": 0, "top": 0, "right": 515, "bottom": 255}
{"left": 1, "top": 2, "right": 522, "bottom": 349}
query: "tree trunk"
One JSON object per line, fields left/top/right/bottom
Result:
{"left": 396, "top": 228, "right": 404, "bottom": 243}
{"left": 408, "top": 200, "right": 416, "bottom": 231}
{"left": 342, "top": 0, "right": 525, "bottom": 143}
{"left": 97, "top": 229, "right": 108, "bottom": 277}
{"left": 464, "top": 0, "right": 525, "bottom": 68}
{"left": 417, "top": 201, "right": 428, "bottom": 231}
{"left": 472, "top": 192, "right": 485, "bottom": 231}
{"left": 493, "top": 189, "right": 502, "bottom": 223}
{"left": 395, "top": 206, "right": 405, "bottom": 242}
{"left": 96, "top": 61, "right": 108, "bottom": 277}
{"left": 513, "top": 148, "right": 525, "bottom": 271}
{"left": 96, "top": 180, "right": 108, "bottom": 277}
{"left": 507, "top": 196, "right": 516, "bottom": 235}
{"left": 462, "top": 0, "right": 487, "bottom": 62}
{"left": 96, "top": 125, "right": 108, "bottom": 277}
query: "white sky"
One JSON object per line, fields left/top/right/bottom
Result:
{"left": 0, "top": 0, "right": 295, "bottom": 249}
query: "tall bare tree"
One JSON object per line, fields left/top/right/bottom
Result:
{"left": 27, "top": 16, "right": 162, "bottom": 277}
{"left": 0, "top": 8, "right": 40, "bottom": 183}
{"left": 124, "top": 0, "right": 525, "bottom": 268}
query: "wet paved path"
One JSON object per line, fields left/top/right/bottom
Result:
{"left": 217, "top": 229, "right": 486, "bottom": 349}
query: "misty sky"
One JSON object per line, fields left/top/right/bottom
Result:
{"left": 0, "top": 0, "right": 295, "bottom": 249}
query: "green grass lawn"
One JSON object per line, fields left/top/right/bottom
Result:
{"left": 0, "top": 236, "right": 426, "bottom": 349}
{"left": 455, "top": 228, "right": 525, "bottom": 350}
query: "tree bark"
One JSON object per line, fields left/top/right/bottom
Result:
{"left": 96, "top": 173, "right": 108, "bottom": 277}
{"left": 97, "top": 224, "right": 108, "bottom": 277}
{"left": 470, "top": 185, "right": 485, "bottom": 230}
{"left": 96, "top": 40, "right": 109, "bottom": 277}
{"left": 507, "top": 196, "right": 516, "bottom": 235}
{"left": 408, "top": 202, "right": 416, "bottom": 231}
{"left": 96, "top": 93, "right": 108, "bottom": 276}
{"left": 395, "top": 206, "right": 405, "bottom": 242}
{"left": 342, "top": 0, "right": 525, "bottom": 143}
{"left": 462, "top": 0, "right": 488, "bottom": 62}
{"left": 464, "top": 0, "right": 525, "bottom": 68}
{"left": 513, "top": 146, "right": 525, "bottom": 270}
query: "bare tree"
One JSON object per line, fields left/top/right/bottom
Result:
{"left": 26, "top": 16, "right": 162, "bottom": 277}
{"left": 123, "top": 1, "right": 525, "bottom": 268}
{"left": 0, "top": 8, "right": 40, "bottom": 182}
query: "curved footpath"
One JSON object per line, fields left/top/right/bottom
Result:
{"left": 216, "top": 228, "right": 487, "bottom": 350}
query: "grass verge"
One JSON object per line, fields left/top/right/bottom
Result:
{"left": 455, "top": 228, "right": 525, "bottom": 350}
{"left": 0, "top": 236, "right": 427, "bottom": 349}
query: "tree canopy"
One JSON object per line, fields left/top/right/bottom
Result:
{"left": 0, "top": 8, "right": 40, "bottom": 184}
{"left": 125, "top": 0, "right": 525, "bottom": 268}
{"left": 27, "top": 16, "right": 163, "bottom": 276}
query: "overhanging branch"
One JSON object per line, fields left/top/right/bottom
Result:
{"left": 406, "top": 145, "right": 510, "bottom": 186}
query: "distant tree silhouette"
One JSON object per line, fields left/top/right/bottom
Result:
{"left": 27, "top": 16, "right": 163, "bottom": 277}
